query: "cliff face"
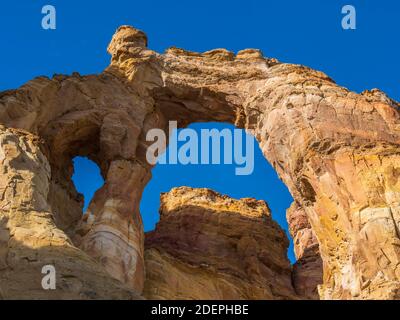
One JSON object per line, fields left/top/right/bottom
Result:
{"left": 144, "top": 187, "right": 297, "bottom": 300}
{"left": 1, "top": 25, "right": 400, "bottom": 299}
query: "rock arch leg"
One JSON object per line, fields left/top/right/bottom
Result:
{"left": 302, "top": 149, "right": 400, "bottom": 299}
{"left": 77, "top": 159, "right": 151, "bottom": 292}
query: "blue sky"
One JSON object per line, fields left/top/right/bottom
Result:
{"left": 1, "top": 0, "right": 399, "bottom": 263}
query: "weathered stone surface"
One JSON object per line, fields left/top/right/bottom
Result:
{"left": 287, "top": 202, "right": 323, "bottom": 299}
{"left": 1, "top": 25, "right": 400, "bottom": 299}
{"left": 0, "top": 127, "right": 141, "bottom": 299}
{"left": 144, "top": 187, "right": 297, "bottom": 300}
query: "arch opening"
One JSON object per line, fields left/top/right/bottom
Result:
{"left": 72, "top": 156, "right": 105, "bottom": 213}
{"left": 141, "top": 122, "right": 296, "bottom": 262}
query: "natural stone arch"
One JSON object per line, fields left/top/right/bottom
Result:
{"left": 1, "top": 25, "right": 400, "bottom": 299}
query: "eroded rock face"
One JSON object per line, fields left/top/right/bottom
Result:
{"left": 144, "top": 187, "right": 297, "bottom": 300}
{"left": 0, "top": 127, "right": 141, "bottom": 299}
{"left": 287, "top": 202, "right": 323, "bottom": 299}
{"left": 1, "top": 25, "right": 400, "bottom": 299}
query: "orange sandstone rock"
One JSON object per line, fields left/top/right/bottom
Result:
{"left": 144, "top": 187, "right": 298, "bottom": 300}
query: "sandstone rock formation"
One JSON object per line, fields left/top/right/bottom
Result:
{"left": 287, "top": 202, "right": 323, "bottom": 299}
{"left": 144, "top": 187, "right": 297, "bottom": 300}
{"left": 0, "top": 127, "right": 141, "bottom": 299}
{"left": 1, "top": 25, "right": 400, "bottom": 299}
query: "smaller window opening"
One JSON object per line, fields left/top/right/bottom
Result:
{"left": 72, "top": 156, "right": 104, "bottom": 212}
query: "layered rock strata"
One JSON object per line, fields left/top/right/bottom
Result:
{"left": 144, "top": 187, "right": 297, "bottom": 300}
